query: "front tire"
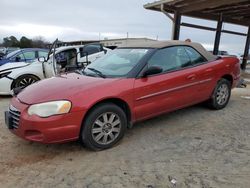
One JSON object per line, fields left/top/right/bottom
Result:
{"left": 80, "top": 103, "right": 127, "bottom": 150}
{"left": 207, "top": 78, "right": 231, "bottom": 110}
{"left": 13, "top": 74, "right": 40, "bottom": 89}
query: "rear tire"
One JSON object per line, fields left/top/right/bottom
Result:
{"left": 207, "top": 78, "right": 231, "bottom": 110}
{"left": 80, "top": 103, "right": 127, "bottom": 150}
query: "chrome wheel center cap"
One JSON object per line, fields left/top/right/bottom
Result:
{"left": 103, "top": 124, "right": 112, "bottom": 133}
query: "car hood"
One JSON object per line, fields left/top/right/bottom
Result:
{"left": 17, "top": 73, "right": 120, "bottom": 105}
{"left": 0, "top": 62, "right": 29, "bottom": 72}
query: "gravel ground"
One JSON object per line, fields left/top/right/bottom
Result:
{"left": 0, "top": 87, "right": 250, "bottom": 188}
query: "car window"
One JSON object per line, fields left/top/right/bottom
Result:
{"left": 6, "top": 50, "right": 20, "bottom": 59}
{"left": 38, "top": 51, "right": 48, "bottom": 58}
{"left": 147, "top": 46, "right": 192, "bottom": 72}
{"left": 23, "top": 51, "right": 36, "bottom": 60}
{"left": 15, "top": 53, "right": 25, "bottom": 61}
{"left": 184, "top": 47, "right": 207, "bottom": 65}
{"left": 81, "top": 45, "right": 101, "bottom": 57}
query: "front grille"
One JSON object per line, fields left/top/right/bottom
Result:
{"left": 9, "top": 105, "right": 21, "bottom": 129}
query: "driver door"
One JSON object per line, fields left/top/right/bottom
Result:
{"left": 133, "top": 46, "right": 201, "bottom": 121}
{"left": 43, "top": 55, "right": 55, "bottom": 78}
{"left": 42, "top": 39, "right": 58, "bottom": 78}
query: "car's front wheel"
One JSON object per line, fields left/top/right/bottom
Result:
{"left": 13, "top": 74, "right": 40, "bottom": 89}
{"left": 207, "top": 78, "right": 231, "bottom": 110}
{"left": 80, "top": 103, "right": 127, "bottom": 150}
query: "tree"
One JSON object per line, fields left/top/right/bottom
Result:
{"left": 1, "top": 35, "right": 50, "bottom": 48}
{"left": 19, "top": 36, "right": 32, "bottom": 48}
{"left": 3, "top": 36, "right": 19, "bottom": 47}
{"left": 32, "top": 36, "right": 48, "bottom": 48}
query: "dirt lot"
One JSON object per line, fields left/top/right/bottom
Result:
{"left": 0, "top": 87, "right": 250, "bottom": 188}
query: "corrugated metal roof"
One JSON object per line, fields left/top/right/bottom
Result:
{"left": 144, "top": 0, "right": 250, "bottom": 26}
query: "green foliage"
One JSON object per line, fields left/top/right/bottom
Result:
{"left": 20, "top": 36, "right": 32, "bottom": 48}
{"left": 32, "top": 36, "right": 48, "bottom": 48}
{"left": 3, "top": 36, "right": 19, "bottom": 47}
{"left": 0, "top": 36, "right": 48, "bottom": 48}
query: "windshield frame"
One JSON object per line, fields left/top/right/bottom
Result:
{"left": 84, "top": 47, "right": 156, "bottom": 79}
{"left": 5, "top": 50, "right": 21, "bottom": 59}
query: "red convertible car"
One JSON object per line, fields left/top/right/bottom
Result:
{"left": 5, "top": 41, "right": 240, "bottom": 150}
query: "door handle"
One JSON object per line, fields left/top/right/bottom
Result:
{"left": 187, "top": 74, "right": 196, "bottom": 80}
{"left": 205, "top": 68, "right": 213, "bottom": 72}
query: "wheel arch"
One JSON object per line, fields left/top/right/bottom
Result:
{"left": 10, "top": 73, "right": 41, "bottom": 89}
{"left": 221, "top": 74, "right": 233, "bottom": 86}
{"left": 81, "top": 97, "right": 132, "bottom": 130}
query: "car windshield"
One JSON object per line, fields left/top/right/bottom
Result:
{"left": 84, "top": 48, "right": 149, "bottom": 78}
{"left": 5, "top": 50, "right": 21, "bottom": 58}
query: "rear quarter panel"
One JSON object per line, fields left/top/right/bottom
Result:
{"left": 213, "top": 57, "right": 240, "bottom": 88}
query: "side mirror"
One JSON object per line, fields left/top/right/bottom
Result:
{"left": 38, "top": 56, "right": 46, "bottom": 62}
{"left": 15, "top": 56, "right": 21, "bottom": 62}
{"left": 143, "top": 66, "right": 163, "bottom": 77}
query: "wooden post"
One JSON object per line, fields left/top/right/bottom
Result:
{"left": 213, "top": 15, "right": 223, "bottom": 55}
{"left": 241, "top": 26, "right": 250, "bottom": 70}
{"left": 172, "top": 11, "right": 181, "bottom": 40}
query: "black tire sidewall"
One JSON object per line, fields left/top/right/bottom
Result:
{"left": 14, "top": 74, "right": 39, "bottom": 88}
{"left": 81, "top": 103, "right": 127, "bottom": 150}
{"left": 210, "top": 78, "right": 231, "bottom": 110}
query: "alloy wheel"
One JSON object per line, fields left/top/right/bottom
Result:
{"left": 16, "top": 77, "right": 38, "bottom": 88}
{"left": 216, "top": 83, "right": 229, "bottom": 105}
{"left": 91, "top": 112, "right": 121, "bottom": 145}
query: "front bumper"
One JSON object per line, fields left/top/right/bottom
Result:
{"left": 5, "top": 97, "right": 86, "bottom": 144}
{"left": 0, "top": 77, "right": 13, "bottom": 95}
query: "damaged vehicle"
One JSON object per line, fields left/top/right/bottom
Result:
{"left": 0, "top": 40, "right": 110, "bottom": 95}
{"left": 5, "top": 41, "right": 240, "bottom": 150}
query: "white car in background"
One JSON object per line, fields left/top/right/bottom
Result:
{"left": 0, "top": 42, "right": 110, "bottom": 95}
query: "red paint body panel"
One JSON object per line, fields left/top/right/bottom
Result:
{"left": 8, "top": 57, "right": 240, "bottom": 144}
{"left": 10, "top": 97, "right": 85, "bottom": 143}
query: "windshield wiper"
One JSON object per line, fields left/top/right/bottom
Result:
{"left": 74, "top": 69, "right": 83, "bottom": 75}
{"left": 87, "top": 68, "right": 106, "bottom": 78}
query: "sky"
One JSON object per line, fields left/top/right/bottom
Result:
{"left": 0, "top": 0, "right": 248, "bottom": 54}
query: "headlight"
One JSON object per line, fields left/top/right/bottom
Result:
{"left": 28, "top": 100, "right": 71, "bottom": 117}
{"left": 0, "top": 71, "right": 11, "bottom": 79}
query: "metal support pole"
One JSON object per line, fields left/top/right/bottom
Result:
{"left": 172, "top": 11, "right": 181, "bottom": 40}
{"left": 241, "top": 26, "right": 250, "bottom": 70}
{"left": 213, "top": 15, "right": 223, "bottom": 55}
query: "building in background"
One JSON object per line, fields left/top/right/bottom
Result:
{"left": 100, "top": 38, "right": 157, "bottom": 49}
{"left": 54, "top": 38, "right": 157, "bottom": 49}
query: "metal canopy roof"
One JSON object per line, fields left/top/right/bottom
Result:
{"left": 144, "top": 0, "right": 250, "bottom": 26}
